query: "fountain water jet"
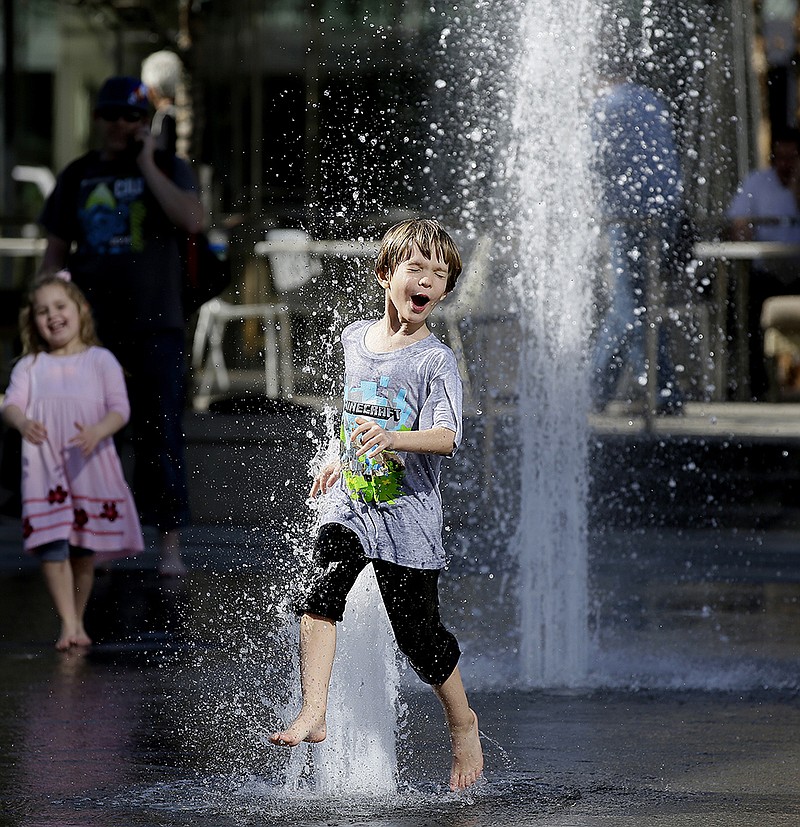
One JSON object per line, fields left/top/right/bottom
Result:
{"left": 282, "top": 567, "right": 402, "bottom": 797}
{"left": 149, "top": 6, "right": 772, "bottom": 820}
{"left": 504, "top": 2, "right": 598, "bottom": 688}
{"left": 434, "top": 0, "right": 599, "bottom": 687}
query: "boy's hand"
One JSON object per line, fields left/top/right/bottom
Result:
{"left": 352, "top": 417, "right": 394, "bottom": 459}
{"left": 69, "top": 422, "right": 103, "bottom": 457}
{"left": 20, "top": 418, "right": 47, "bottom": 445}
{"left": 309, "top": 462, "right": 342, "bottom": 498}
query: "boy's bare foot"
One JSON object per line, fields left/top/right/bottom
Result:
{"left": 269, "top": 711, "right": 327, "bottom": 746}
{"left": 448, "top": 709, "right": 484, "bottom": 792}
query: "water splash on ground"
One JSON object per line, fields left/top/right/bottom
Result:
{"left": 283, "top": 566, "right": 403, "bottom": 797}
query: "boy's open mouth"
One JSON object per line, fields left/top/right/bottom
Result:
{"left": 411, "top": 293, "right": 430, "bottom": 311}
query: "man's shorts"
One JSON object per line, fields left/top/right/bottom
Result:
{"left": 299, "top": 522, "right": 461, "bottom": 686}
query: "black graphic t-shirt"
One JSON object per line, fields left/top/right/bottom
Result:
{"left": 40, "top": 150, "right": 197, "bottom": 335}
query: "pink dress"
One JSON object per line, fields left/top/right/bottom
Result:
{"left": 2, "top": 347, "right": 144, "bottom": 558}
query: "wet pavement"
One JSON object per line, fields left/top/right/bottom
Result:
{"left": 2, "top": 517, "right": 800, "bottom": 827}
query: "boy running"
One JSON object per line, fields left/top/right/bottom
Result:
{"left": 271, "top": 218, "right": 483, "bottom": 792}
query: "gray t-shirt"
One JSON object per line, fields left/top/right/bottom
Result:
{"left": 319, "top": 319, "right": 462, "bottom": 570}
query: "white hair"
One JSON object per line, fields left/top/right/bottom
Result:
{"left": 141, "top": 50, "right": 183, "bottom": 99}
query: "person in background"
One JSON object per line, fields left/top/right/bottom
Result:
{"left": 728, "top": 128, "right": 800, "bottom": 399}
{"left": 590, "top": 59, "right": 685, "bottom": 414}
{"left": 1, "top": 273, "right": 143, "bottom": 649}
{"left": 141, "top": 50, "right": 182, "bottom": 156}
{"left": 38, "top": 75, "right": 204, "bottom": 576}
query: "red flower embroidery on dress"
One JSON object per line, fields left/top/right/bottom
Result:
{"left": 48, "top": 485, "right": 68, "bottom": 504}
{"left": 73, "top": 508, "right": 89, "bottom": 529}
{"left": 22, "top": 518, "right": 33, "bottom": 539}
{"left": 100, "top": 502, "right": 119, "bottom": 521}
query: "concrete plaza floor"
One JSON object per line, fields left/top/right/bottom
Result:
{"left": 1, "top": 516, "right": 799, "bottom": 827}
{"left": 2, "top": 399, "right": 800, "bottom": 825}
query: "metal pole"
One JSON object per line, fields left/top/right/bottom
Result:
{"left": 731, "top": 0, "right": 756, "bottom": 176}
{"left": 304, "top": 8, "right": 322, "bottom": 230}
{"left": 2, "top": 0, "right": 16, "bottom": 221}
{"left": 644, "top": 223, "right": 662, "bottom": 429}
{"left": 250, "top": 1, "right": 263, "bottom": 212}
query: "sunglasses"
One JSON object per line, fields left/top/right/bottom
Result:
{"left": 97, "top": 107, "right": 144, "bottom": 123}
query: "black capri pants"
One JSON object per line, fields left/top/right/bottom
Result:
{"left": 299, "top": 523, "right": 461, "bottom": 686}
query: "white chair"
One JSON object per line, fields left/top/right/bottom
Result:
{"left": 191, "top": 298, "right": 292, "bottom": 402}
{"left": 264, "top": 228, "right": 322, "bottom": 292}
{"left": 192, "top": 230, "right": 322, "bottom": 405}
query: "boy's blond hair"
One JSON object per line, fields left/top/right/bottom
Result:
{"left": 375, "top": 218, "right": 463, "bottom": 294}
{"left": 19, "top": 274, "right": 101, "bottom": 356}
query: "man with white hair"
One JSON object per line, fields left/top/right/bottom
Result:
{"left": 141, "top": 50, "right": 182, "bottom": 155}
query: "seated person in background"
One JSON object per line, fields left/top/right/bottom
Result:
{"left": 728, "top": 127, "right": 800, "bottom": 399}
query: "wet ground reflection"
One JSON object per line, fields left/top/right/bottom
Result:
{"left": 3, "top": 563, "right": 800, "bottom": 826}
{"left": 0, "top": 636, "right": 569, "bottom": 826}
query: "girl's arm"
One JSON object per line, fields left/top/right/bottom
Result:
{"left": 2, "top": 404, "right": 48, "bottom": 445}
{"left": 69, "top": 411, "right": 126, "bottom": 457}
{"left": 351, "top": 417, "right": 455, "bottom": 458}
{"left": 99, "top": 348, "right": 131, "bottom": 423}
{"left": 69, "top": 350, "right": 130, "bottom": 457}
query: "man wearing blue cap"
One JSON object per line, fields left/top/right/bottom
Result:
{"left": 38, "top": 76, "right": 205, "bottom": 576}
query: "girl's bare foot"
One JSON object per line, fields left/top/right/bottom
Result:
{"left": 448, "top": 709, "right": 484, "bottom": 791}
{"left": 269, "top": 711, "right": 327, "bottom": 746}
{"left": 70, "top": 627, "right": 92, "bottom": 647}
{"left": 55, "top": 630, "right": 73, "bottom": 651}
{"left": 55, "top": 618, "right": 93, "bottom": 650}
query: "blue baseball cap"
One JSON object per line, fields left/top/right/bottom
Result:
{"left": 95, "top": 76, "right": 149, "bottom": 113}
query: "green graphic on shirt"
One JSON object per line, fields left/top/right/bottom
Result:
{"left": 85, "top": 182, "right": 116, "bottom": 210}
{"left": 343, "top": 454, "right": 405, "bottom": 504}
{"left": 340, "top": 421, "right": 408, "bottom": 504}
{"left": 130, "top": 200, "right": 146, "bottom": 252}
{"left": 340, "top": 372, "right": 415, "bottom": 505}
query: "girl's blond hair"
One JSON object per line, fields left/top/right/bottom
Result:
{"left": 375, "top": 218, "right": 463, "bottom": 293}
{"left": 19, "top": 274, "right": 101, "bottom": 355}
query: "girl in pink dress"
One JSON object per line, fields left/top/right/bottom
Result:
{"left": 1, "top": 273, "right": 143, "bottom": 650}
